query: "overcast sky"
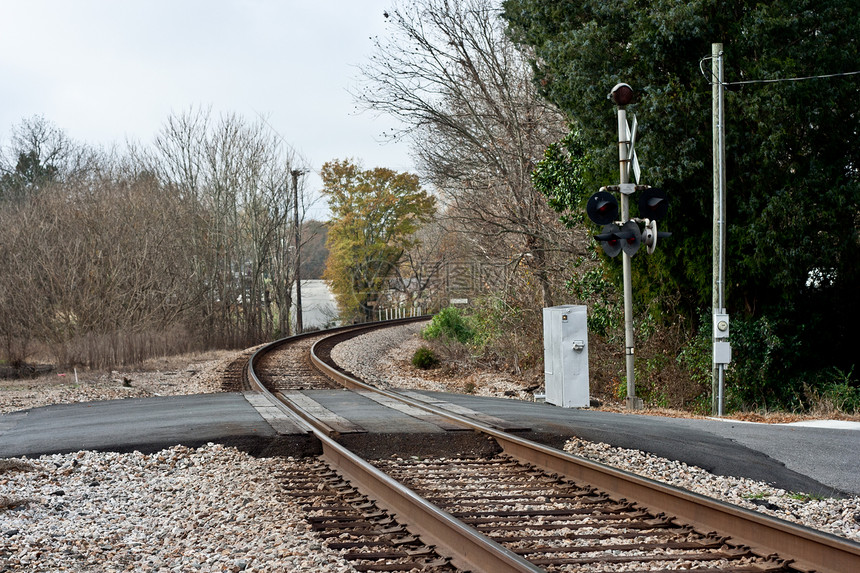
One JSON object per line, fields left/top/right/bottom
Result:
{"left": 0, "top": 0, "right": 414, "bottom": 218}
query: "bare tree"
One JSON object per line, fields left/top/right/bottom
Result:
{"left": 356, "top": 0, "right": 582, "bottom": 307}
{"left": 0, "top": 111, "right": 311, "bottom": 368}
{"left": 0, "top": 148, "right": 207, "bottom": 367}
{"left": 145, "top": 108, "right": 307, "bottom": 344}
{"left": 386, "top": 212, "right": 449, "bottom": 310}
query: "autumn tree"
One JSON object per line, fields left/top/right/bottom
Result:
{"left": 321, "top": 159, "right": 436, "bottom": 321}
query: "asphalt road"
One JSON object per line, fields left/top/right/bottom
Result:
{"left": 0, "top": 393, "right": 312, "bottom": 458}
{"left": 420, "top": 392, "right": 860, "bottom": 497}
{"left": 1, "top": 391, "right": 857, "bottom": 497}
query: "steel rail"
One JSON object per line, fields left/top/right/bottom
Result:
{"left": 247, "top": 317, "right": 426, "bottom": 381}
{"left": 305, "top": 326, "right": 860, "bottom": 573}
{"left": 247, "top": 319, "right": 543, "bottom": 573}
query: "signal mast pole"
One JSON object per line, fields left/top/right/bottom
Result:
{"left": 610, "top": 84, "right": 643, "bottom": 410}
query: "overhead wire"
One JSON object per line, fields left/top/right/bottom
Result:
{"left": 699, "top": 55, "right": 860, "bottom": 86}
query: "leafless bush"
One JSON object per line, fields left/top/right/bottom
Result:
{"left": 1, "top": 112, "right": 315, "bottom": 370}
{"left": 0, "top": 156, "right": 203, "bottom": 368}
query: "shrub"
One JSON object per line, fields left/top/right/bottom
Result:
{"left": 804, "top": 366, "right": 859, "bottom": 415}
{"left": 467, "top": 294, "right": 543, "bottom": 375}
{"left": 411, "top": 346, "right": 440, "bottom": 370}
{"left": 422, "top": 307, "right": 475, "bottom": 345}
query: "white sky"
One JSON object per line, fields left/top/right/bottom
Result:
{"left": 0, "top": 0, "right": 414, "bottom": 219}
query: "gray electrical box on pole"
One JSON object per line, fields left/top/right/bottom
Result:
{"left": 543, "top": 306, "right": 590, "bottom": 408}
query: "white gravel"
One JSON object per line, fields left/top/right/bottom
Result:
{"left": 2, "top": 323, "right": 859, "bottom": 573}
{"left": 1, "top": 445, "right": 355, "bottom": 572}
{"left": 563, "top": 437, "right": 860, "bottom": 543}
{"left": 1, "top": 352, "right": 359, "bottom": 573}
{"left": 0, "top": 351, "right": 232, "bottom": 415}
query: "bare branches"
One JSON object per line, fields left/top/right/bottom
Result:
{"left": 356, "top": 0, "right": 581, "bottom": 307}
{"left": 0, "top": 111, "right": 313, "bottom": 368}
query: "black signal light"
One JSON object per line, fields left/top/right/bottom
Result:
{"left": 638, "top": 187, "right": 668, "bottom": 221}
{"left": 586, "top": 191, "right": 619, "bottom": 226}
{"left": 594, "top": 223, "right": 623, "bottom": 257}
{"left": 618, "top": 220, "right": 642, "bottom": 257}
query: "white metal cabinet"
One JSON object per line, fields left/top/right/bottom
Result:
{"left": 542, "top": 306, "right": 590, "bottom": 408}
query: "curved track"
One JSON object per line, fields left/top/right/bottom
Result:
{"left": 247, "top": 321, "right": 860, "bottom": 573}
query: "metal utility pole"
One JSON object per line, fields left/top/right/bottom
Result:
{"left": 712, "top": 43, "right": 731, "bottom": 415}
{"left": 610, "top": 83, "right": 643, "bottom": 410}
{"left": 291, "top": 169, "right": 305, "bottom": 334}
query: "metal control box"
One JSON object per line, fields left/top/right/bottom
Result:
{"left": 542, "top": 306, "right": 590, "bottom": 408}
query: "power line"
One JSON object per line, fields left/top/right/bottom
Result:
{"left": 726, "top": 69, "right": 860, "bottom": 86}
{"left": 699, "top": 55, "right": 860, "bottom": 86}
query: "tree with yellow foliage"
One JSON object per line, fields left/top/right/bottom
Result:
{"left": 321, "top": 159, "right": 435, "bottom": 322}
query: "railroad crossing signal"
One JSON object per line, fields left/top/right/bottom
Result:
{"left": 594, "top": 224, "right": 623, "bottom": 257}
{"left": 638, "top": 188, "right": 668, "bottom": 220}
{"left": 586, "top": 191, "right": 619, "bottom": 225}
{"left": 586, "top": 185, "right": 670, "bottom": 257}
{"left": 619, "top": 220, "right": 642, "bottom": 257}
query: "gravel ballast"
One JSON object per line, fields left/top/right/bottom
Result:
{"left": 335, "top": 323, "right": 860, "bottom": 543}
{"left": 1, "top": 446, "right": 354, "bottom": 572}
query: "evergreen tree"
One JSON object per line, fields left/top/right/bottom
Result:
{"left": 504, "top": 0, "right": 860, "bottom": 403}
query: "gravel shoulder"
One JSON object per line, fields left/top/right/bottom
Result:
{"left": 2, "top": 324, "right": 858, "bottom": 573}
{"left": 0, "top": 350, "right": 236, "bottom": 415}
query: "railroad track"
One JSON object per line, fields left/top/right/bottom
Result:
{"left": 247, "top": 320, "right": 860, "bottom": 573}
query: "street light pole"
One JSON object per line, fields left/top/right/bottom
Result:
{"left": 291, "top": 168, "right": 305, "bottom": 334}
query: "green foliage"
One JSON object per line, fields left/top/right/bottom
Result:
{"left": 531, "top": 131, "right": 592, "bottom": 228}
{"left": 564, "top": 261, "right": 620, "bottom": 339}
{"left": 468, "top": 295, "right": 545, "bottom": 373}
{"left": 411, "top": 346, "right": 440, "bottom": 370}
{"left": 804, "top": 366, "right": 860, "bottom": 414}
{"left": 422, "top": 307, "right": 476, "bottom": 345}
{"left": 820, "top": 379, "right": 860, "bottom": 414}
{"left": 504, "top": 0, "right": 860, "bottom": 407}
{"left": 724, "top": 314, "right": 812, "bottom": 411}
{"left": 676, "top": 317, "right": 712, "bottom": 390}
{"left": 424, "top": 298, "right": 544, "bottom": 375}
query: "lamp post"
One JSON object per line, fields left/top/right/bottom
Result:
{"left": 291, "top": 169, "right": 306, "bottom": 334}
